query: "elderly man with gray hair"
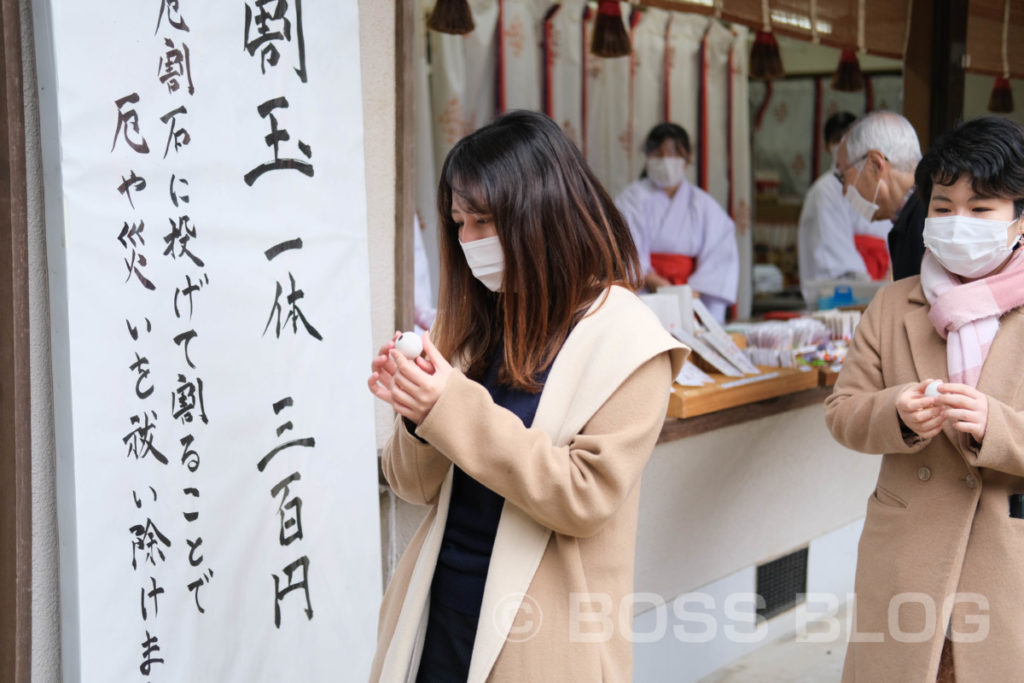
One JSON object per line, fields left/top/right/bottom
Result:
{"left": 835, "top": 111, "right": 925, "bottom": 279}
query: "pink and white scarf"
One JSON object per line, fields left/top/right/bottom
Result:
{"left": 921, "top": 249, "right": 1024, "bottom": 387}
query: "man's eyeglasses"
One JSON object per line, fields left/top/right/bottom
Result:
{"left": 832, "top": 153, "right": 869, "bottom": 184}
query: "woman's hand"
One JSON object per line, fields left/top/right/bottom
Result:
{"left": 933, "top": 383, "right": 989, "bottom": 443}
{"left": 367, "top": 331, "right": 401, "bottom": 404}
{"left": 895, "top": 379, "right": 945, "bottom": 440}
{"left": 644, "top": 272, "right": 671, "bottom": 291}
{"left": 390, "top": 331, "right": 453, "bottom": 424}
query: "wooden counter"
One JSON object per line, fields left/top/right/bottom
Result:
{"left": 667, "top": 366, "right": 819, "bottom": 419}
{"left": 658, "top": 366, "right": 837, "bottom": 443}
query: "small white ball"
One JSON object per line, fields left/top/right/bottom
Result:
{"left": 924, "top": 380, "right": 941, "bottom": 398}
{"left": 394, "top": 332, "right": 423, "bottom": 359}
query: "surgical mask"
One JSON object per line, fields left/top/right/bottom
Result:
{"left": 827, "top": 143, "right": 839, "bottom": 160}
{"left": 843, "top": 165, "right": 881, "bottom": 222}
{"left": 459, "top": 235, "right": 504, "bottom": 291}
{"left": 923, "top": 215, "right": 1021, "bottom": 279}
{"left": 646, "top": 157, "right": 686, "bottom": 189}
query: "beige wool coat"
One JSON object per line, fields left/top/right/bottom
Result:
{"left": 370, "top": 286, "right": 687, "bottom": 682}
{"left": 825, "top": 276, "right": 1024, "bottom": 683}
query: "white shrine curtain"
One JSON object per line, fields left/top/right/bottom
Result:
{"left": 664, "top": 12, "right": 707, "bottom": 188}
{"left": 499, "top": 0, "right": 551, "bottom": 112}
{"left": 543, "top": 0, "right": 587, "bottom": 148}
{"left": 418, "top": 1, "right": 754, "bottom": 312}
{"left": 629, "top": 7, "right": 672, "bottom": 182}
{"left": 583, "top": 2, "right": 634, "bottom": 197}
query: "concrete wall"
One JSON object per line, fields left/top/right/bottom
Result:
{"left": 636, "top": 404, "right": 879, "bottom": 599}
{"left": 23, "top": 1, "right": 398, "bottom": 679}
{"left": 632, "top": 405, "right": 880, "bottom": 680}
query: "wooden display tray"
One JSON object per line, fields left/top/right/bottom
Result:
{"left": 668, "top": 365, "right": 820, "bottom": 419}
{"left": 818, "top": 366, "right": 841, "bottom": 387}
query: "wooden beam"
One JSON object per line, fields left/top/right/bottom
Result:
{"left": 394, "top": 0, "right": 416, "bottom": 332}
{"left": 0, "top": 0, "right": 33, "bottom": 678}
{"left": 902, "top": 0, "right": 934, "bottom": 146}
{"left": 905, "top": 0, "right": 968, "bottom": 147}
{"left": 928, "top": 0, "right": 968, "bottom": 143}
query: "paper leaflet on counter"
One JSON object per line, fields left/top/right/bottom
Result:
{"left": 640, "top": 286, "right": 756, "bottom": 378}
{"left": 691, "top": 298, "right": 761, "bottom": 375}
{"left": 674, "top": 360, "right": 715, "bottom": 386}
{"left": 637, "top": 293, "right": 685, "bottom": 338}
{"left": 655, "top": 284, "right": 695, "bottom": 336}
{"left": 670, "top": 328, "right": 744, "bottom": 377}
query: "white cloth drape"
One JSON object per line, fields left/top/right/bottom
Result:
{"left": 583, "top": 2, "right": 633, "bottom": 197}
{"left": 630, "top": 8, "right": 671, "bottom": 182}
{"left": 423, "top": 0, "right": 499, "bottom": 302}
{"left": 499, "top": 0, "right": 551, "bottom": 112}
{"left": 543, "top": 0, "right": 587, "bottom": 149}
{"left": 703, "top": 19, "right": 733, "bottom": 210}
{"left": 664, "top": 12, "right": 706, "bottom": 188}
{"left": 751, "top": 79, "right": 817, "bottom": 199}
{"left": 729, "top": 24, "right": 753, "bottom": 318}
{"left": 418, "top": 4, "right": 755, "bottom": 316}
{"left": 428, "top": 0, "right": 499, "bottom": 167}
{"left": 817, "top": 80, "right": 869, "bottom": 179}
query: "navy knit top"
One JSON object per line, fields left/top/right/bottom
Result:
{"left": 431, "top": 349, "right": 550, "bottom": 616}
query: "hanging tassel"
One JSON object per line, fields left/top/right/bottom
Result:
{"left": 989, "top": 0, "right": 1014, "bottom": 113}
{"left": 591, "top": 0, "right": 631, "bottom": 58}
{"left": 427, "top": 0, "right": 475, "bottom": 35}
{"left": 832, "top": 49, "right": 864, "bottom": 92}
{"left": 749, "top": 1, "right": 782, "bottom": 80}
{"left": 989, "top": 77, "right": 1015, "bottom": 113}
{"left": 749, "top": 30, "right": 784, "bottom": 80}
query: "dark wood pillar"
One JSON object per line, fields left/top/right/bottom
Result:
{"left": 0, "top": 0, "right": 33, "bottom": 679}
{"left": 904, "top": 0, "right": 968, "bottom": 147}
{"left": 395, "top": 0, "right": 416, "bottom": 332}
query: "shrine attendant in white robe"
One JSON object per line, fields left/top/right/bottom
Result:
{"left": 616, "top": 123, "right": 738, "bottom": 322}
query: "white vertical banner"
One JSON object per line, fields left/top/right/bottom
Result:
{"left": 729, "top": 24, "right": 754, "bottom": 319}
{"left": 584, "top": 2, "right": 633, "bottom": 197}
{"left": 703, "top": 19, "right": 733, "bottom": 209}
{"left": 665, "top": 12, "right": 706, "bottom": 188}
{"left": 543, "top": 0, "right": 586, "bottom": 149}
{"left": 38, "top": 1, "right": 381, "bottom": 680}
{"left": 498, "top": 0, "right": 549, "bottom": 113}
{"left": 630, "top": 7, "right": 671, "bottom": 181}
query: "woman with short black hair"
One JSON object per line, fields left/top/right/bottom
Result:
{"left": 826, "top": 116, "right": 1024, "bottom": 682}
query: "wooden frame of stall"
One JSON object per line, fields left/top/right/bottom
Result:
{"left": 0, "top": 0, "right": 32, "bottom": 679}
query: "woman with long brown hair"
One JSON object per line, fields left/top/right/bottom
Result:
{"left": 367, "top": 110, "right": 687, "bottom": 682}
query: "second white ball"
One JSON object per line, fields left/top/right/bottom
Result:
{"left": 395, "top": 332, "right": 423, "bottom": 359}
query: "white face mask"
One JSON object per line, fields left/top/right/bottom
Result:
{"left": 828, "top": 143, "right": 839, "bottom": 160}
{"left": 843, "top": 163, "right": 881, "bottom": 222}
{"left": 923, "top": 215, "right": 1021, "bottom": 279}
{"left": 646, "top": 157, "right": 686, "bottom": 190}
{"left": 459, "top": 235, "right": 504, "bottom": 291}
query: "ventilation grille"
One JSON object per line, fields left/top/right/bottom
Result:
{"left": 756, "top": 547, "right": 808, "bottom": 622}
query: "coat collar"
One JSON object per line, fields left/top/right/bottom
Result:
{"left": 903, "top": 279, "right": 946, "bottom": 386}
{"left": 381, "top": 287, "right": 686, "bottom": 683}
{"left": 976, "top": 307, "right": 1024, "bottom": 403}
